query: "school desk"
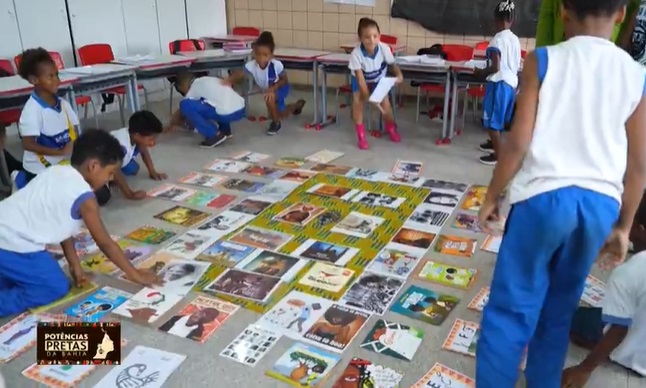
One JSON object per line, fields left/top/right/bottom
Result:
{"left": 339, "top": 42, "right": 407, "bottom": 55}
{"left": 202, "top": 35, "right": 257, "bottom": 49}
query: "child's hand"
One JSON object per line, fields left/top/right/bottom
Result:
{"left": 597, "top": 227, "right": 630, "bottom": 270}
{"left": 395, "top": 75, "right": 404, "bottom": 84}
{"left": 478, "top": 198, "right": 500, "bottom": 234}
{"left": 149, "top": 171, "right": 167, "bottom": 180}
{"left": 70, "top": 263, "right": 91, "bottom": 287}
{"left": 561, "top": 365, "right": 592, "bottom": 388}
{"left": 125, "top": 190, "right": 147, "bottom": 200}
{"left": 264, "top": 90, "right": 276, "bottom": 102}
{"left": 130, "top": 268, "right": 163, "bottom": 287}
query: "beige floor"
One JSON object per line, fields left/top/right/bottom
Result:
{"left": 1, "top": 89, "right": 644, "bottom": 388}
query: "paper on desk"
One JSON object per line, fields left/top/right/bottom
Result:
{"left": 397, "top": 55, "right": 423, "bottom": 62}
{"left": 463, "top": 60, "right": 488, "bottom": 69}
{"left": 60, "top": 66, "right": 99, "bottom": 75}
{"left": 115, "top": 54, "right": 156, "bottom": 64}
{"left": 419, "top": 56, "right": 446, "bottom": 66}
{"left": 369, "top": 77, "right": 397, "bottom": 104}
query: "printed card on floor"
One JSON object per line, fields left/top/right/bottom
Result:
{"left": 281, "top": 169, "right": 316, "bottom": 183}
{"left": 298, "top": 262, "right": 355, "bottom": 293}
{"left": 390, "top": 285, "right": 460, "bottom": 326}
{"left": 468, "top": 287, "right": 490, "bottom": 312}
{"left": 442, "top": 319, "right": 480, "bottom": 357}
{"left": 82, "top": 240, "right": 153, "bottom": 274}
{"left": 421, "top": 179, "right": 470, "bottom": 193}
{"left": 30, "top": 282, "right": 98, "bottom": 314}
{"left": 256, "top": 291, "right": 332, "bottom": 339}
{"left": 132, "top": 252, "right": 182, "bottom": 278}
{"left": 582, "top": 275, "right": 606, "bottom": 307}
{"left": 331, "top": 211, "right": 384, "bottom": 238}
{"left": 412, "top": 362, "right": 475, "bottom": 388}
{"left": 112, "top": 288, "right": 183, "bottom": 324}
{"left": 392, "top": 160, "right": 423, "bottom": 176}
{"left": 274, "top": 202, "right": 326, "bottom": 226}
{"left": 434, "top": 235, "right": 478, "bottom": 258}
{"left": 243, "top": 165, "right": 286, "bottom": 179}
{"left": 345, "top": 168, "right": 380, "bottom": 181}
{"left": 314, "top": 210, "right": 342, "bottom": 228}
{"left": 391, "top": 227, "right": 437, "bottom": 250}
{"left": 267, "top": 342, "right": 341, "bottom": 387}
{"left": 45, "top": 228, "right": 115, "bottom": 257}
{"left": 259, "top": 180, "right": 300, "bottom": 200}
{"left": 461, "top": 185, "right": 488, "bottom": 212}
{"left": 302, "top": 304, "right": 370, "bottom": 353}
{"left": 340, "top": 272, "right": 404, "bottom": 315}
{"left": 154, "top": 258, "right": 211, "bottom": 296}
{"left": 161, "top": 232, "right": 215, "bottom": 260}
{"left": 424, "top": 189, "right": 463, "bottom": 209}
{"left": 197, "top": 240, "right": 256, "bottom": 267}
{"left": 154, "top": 205, "right": 212, "bottom": 227}
{"left": 236, "top": 250, "right": 307, "bottom": 281}
{"left": 229, "top": 226, "right": 292, "bottom": 251}
{"left": 275, "top": 157, "right": 307, "bottom": 168}
{"left": 204, "top": 268, "right": 281, "bottom": 302}
{"left": 229, "top": 196, "right": 273, "bottom": 216}
{"left": 482, "top": 235, "right": 502, "bottom": 253}
{"left": 93, "top": 346, "right": 186, "bottom": 388}
{"left": 125, "top": 225, "right": 176, "bottom": 245}
{"left": 416, "top": 260, "right": 478, "bottom": 290}
{"left": 230, "top": 151, "right": 271, "bottom": 163}
{"left": 452, "top": 213, "right": 482, "bottom": 233}
{"left": 183, "top": 191, "right": 228, "bottom": 208}
{"left": 291, "top": 239, "right": 359, "bottom": 266}
{"left": 178, "top": 171, "right": 227, "bottom": 188}
{"left": 147, "top": 184, "right": 196, "bottom": 202}
{"left": 220, "top": 325, "right": 279, "bottom": 367}
{"left": 376, "top": 173, "right": 424, "bottom": 187}
{"left": 360, "top": 319, "right": 424, "bottom": 361}
{"left": 309, "top": 163, "right": 352, "bottom": 175}
{"left": 406, "top": 204, "right": 452, "bottom": 233}
{"left": 332, "top": 357, "right": 403, "bottom": 388}
{"left": 159, "top": 295, "right": 238, "bottom": 343}
{"left": 367, "top": 244, "right": 426, "bottom": 279}
{"left": 307, "top": 183, "right": 358, "bottom": 201}
{"left": 0, "top": 313, "right": 64, "bottom": 363}
{"left": 192, "top": 210, "right": 254, "bottom": 237}
{"left": 64, "top": 286, "right": 132, "bottom": 322}
{"left": 305, "top": 149, "right": 344, "bottom": 164}
{"left": 205, "top": 159, "right": 251, "bottom": 173}
{"left": 352, "top": 191, "right": 406, "bottom": 209}
{"left": 221, "top": 178, "right": 266, "bottom": 193}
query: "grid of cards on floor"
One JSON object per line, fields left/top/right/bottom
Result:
{"left": 2, "top": 153, "right": 607, "bottom": 388}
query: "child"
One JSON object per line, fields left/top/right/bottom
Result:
{"left": 348, "top": 18, "right": 403, "bottom": 150}
{"left": 619, "top": 0, "right": 646, "bottom": 64}
{"left": 475, "top": 0, "right": 521, "bottom": 166}
{"left": 94, "top": 110, "right": 166, "bottom": 206}
{"left": 171, "top": 71, "right": 246, "bottom": 148}
{"left": 561, "top": 195, "right": 646, "bottom": 386}
{"left": 16, "top": 47, "right": 79, "bottom": 185}
{"left": 475, "top": 0, "right": 646, "bottom": 386}
{"left": 0, "top": 130, "right": 162, "bottom": 316}
{"left": 227, "top": 31, "right": 306, "bottom": 135}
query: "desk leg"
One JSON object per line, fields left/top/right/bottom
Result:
{"left": 309, "top": 60, "right": 319, "bottom": 128}
{"left": 448, "top": 73, "right": 459, "bottom": 143}
{"left": 126, "top": 74, "right": 141, "bottom": 112}
{"left": 66, "top": 88, "right": 82, "bottom": 132}
{"left": 245, "top": 75, "right": 253, "bottom": 119}
{"left": 439, "top": 72, "right": 451, "bottom": 145}
{"left": 319, "top": 65, "right": 328, "bottom": 130}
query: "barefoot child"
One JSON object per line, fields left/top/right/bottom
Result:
{"left": 0, "top": 130, "right": 162, "bottom": 316}
{"left": 227, "top": 31, "right": 306, "bottom": 135}
{"left": 475, "top": 0, "right": 646, "bottom": 386}
{"left": 348, "top": 18, "right": 403, "bottom": 150}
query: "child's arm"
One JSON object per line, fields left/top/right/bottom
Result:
{"left": 21, "top": 137, "right": 72, "bottom": 156}
{"left": 349, "top": 51, "right": 370, "bottom": 99}
{"left": 535, "top": 0, "right": 555, "bottom": 47}
{"left": 382, "top": 45, "right": 403, "bottom": 83}
{"left": 112, "top": 170, "right": 146, "bottom": 200}
{"left": 390, "top": 63, "right": 404, "bottom": 83}
{"left": 226, "top": 69, "right": 246, "bottom": 86}
{"left": 80, "top": 197, "right": 161, "bottom": 285}
{"left": 139, "top": 145, "right": 166, "bottom": 180}
{"left": 165, "top": 109, "right": 185, "bottom": 132}
{"left": 60, "top": 238, "right": 87, "bottom": 287}
{"left": 19, "top": 108, "right": 72, "bottom": 156}
{"left": 474, "top": 49, "right": 501, "bottom": 79}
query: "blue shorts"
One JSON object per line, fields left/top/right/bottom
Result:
{"left": 350, "top": 77, "right": 378, "bottom": 93}
{"left": 271, "top": 84, "right": 290, "bottom": 112}
{"left": 482, "top": 81, "right": 516, "bottom": 131}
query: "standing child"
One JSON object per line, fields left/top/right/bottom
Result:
{"left": 171, "top": 71, "right": 246, "bottom": 148}
{"left": 475, "top": 0, "right": 521, "bottom": 166}
{"left": 227, "top": 31, "right": 306, "bottom": 136}
{"left": 15, "top": 48, "right": 79, "bottom": 187}
{"left": 348, "top": 18, "right": 403, "bottom": 150}
{"left": 475, "top": 0, "right": 646, "bottom": 386}
{"left": 0, "top": 130, "right": 162, "bottom": 316}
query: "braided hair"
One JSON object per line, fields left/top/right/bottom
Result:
{"left": 495, "top": 0, "right": 515, "bottom": 22}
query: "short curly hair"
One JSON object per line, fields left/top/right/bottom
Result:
{"left": 17, "top": 47, "right": 56, "bottom": 80}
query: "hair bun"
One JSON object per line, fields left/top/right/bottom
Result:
{"left": 498, "top": 0, "right": 515, "bottom": 12}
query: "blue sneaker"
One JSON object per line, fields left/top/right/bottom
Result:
{"left": 11, "top": 170, "right": 27, "bottom": 192}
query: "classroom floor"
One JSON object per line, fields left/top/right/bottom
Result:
{"left": 1, "top": 89, "right": 643, "bottom": 388}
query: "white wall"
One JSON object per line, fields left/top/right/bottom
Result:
{"left": 0, "top": 0, "right": 22, "bottom": 65}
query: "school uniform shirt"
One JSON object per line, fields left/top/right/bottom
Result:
{"left": 19, "top": 93, "right": 79, "bottom": 175}
{"left": 508, "top": 36, "right": 646, "bottom": 205}
{"left": 486, "top": 29, "right": 521, "bottom": 89}
{"left": 244, "top": 59, "right": 285, "bottom": 91}
{"left": 109, "top": 127, "right": 139, "bottom": 168}
{"left": 630, "top": 0, "right": 646, "bottom": 65}
{"left": 185, "top": 76, "right": 245, "bottom": 115}
{"left": 601, "top": 252, "right": 646, "bottom": 376}
{"left": 0, "top": 165, "right": 94, "bottom": 253}
{"left": 348, "top": 42, "right": 395, "bottom": 83}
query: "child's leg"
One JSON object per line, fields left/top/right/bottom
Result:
{"left": 178, "top": 99, "right": 219, "bottom": 140}
{"left": 379, "top": 97, "right": 400, "bottom": 143}
{"left": 480, "top": 82, "right": 514, "bottom": 165}
{"left": 352, "top": 90, "right": 369, "bottom": 150}
{"left": 0, "top": 248, "right": 70, "bottom": 316}
{"left": 214, "top": 108, "right": 246, "bottom": 139}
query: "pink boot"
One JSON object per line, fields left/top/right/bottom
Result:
{"left": 385, "top": 122, "right": 401, "bottom": 143}
{"left": 355, "top": 124, "right": 369, "bottom": 150}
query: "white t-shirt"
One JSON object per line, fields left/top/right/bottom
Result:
{"left": 348, "top": 42, "right": 395, "bottom": 83}
{"left": 244, "top": 59, "right": 284, "bottom": 90}
{"left": 486, "top": 29, "right": 521, "bottom": 88}
{"left": 508, "top": 36, "right": 646, "bottom": 205}
{"left": 602, "top": 252, "right": 646, "bottom": 376}
{"left": 185, "top": 76, "right": 245, "bottom": 116}
{"left": 109, "top": 128, "right": 138, "bottom": 167}
{"left": 0, "top": 165, "right": 94, "bottom": 253}
{"left": 19, "top": 94, "right": 80, "bottom": 175}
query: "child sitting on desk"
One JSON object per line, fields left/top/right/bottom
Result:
{"left": 170, "top": 71, "right": 246, "bottom": 148}
{"left": 14, "top": 47, "right": 79, "bottom": 187}
{"left": 348, "top": 18, "right": 403, "bottom": 150}
{"left": 0, "top": 130, "right": 162, "bottom": 317}
{"left": 226, "top": 31, "right": 306, "bottom": 136}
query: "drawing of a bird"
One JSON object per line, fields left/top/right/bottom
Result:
{"left": 116, "top": 364, "right": 159, "bottom": 388}
{"left": 319, "top": 271, "right": 337, "bottom": 278}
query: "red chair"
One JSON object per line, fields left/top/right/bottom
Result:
{"left": 232, "top": 26, "right": 261, "bottom": 37}
{"left": 77, "top": 43, "right": 148, "bottom": 126}
{"left": 14, "top": 51, "right": 99, "bottom": 128}
{"left": 167, "top": 39, "right": 206, "bottom": 113}
{"left": 0, "top": 59, "right": 21, "bottom": 128}
{"left": 475, "top": 41, "right": 489, "bottom": 50}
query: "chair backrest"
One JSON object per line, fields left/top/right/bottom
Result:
{"left": 0, "top": 59, "right": 15, "bottom": 76}
{"left": 474, "top": 41, "right": 489, "bottom": 50}
{"left": 14, "top": 51, "right": 65, "bottom": 71}
{"left": 380, "top": 34, "right": 398, "bottom": 45}
{"left": 168, "top": 39, "right": 205, "bottom": 54}
{"left": 78, "top": 43, "right": 115, "bottom": 66}
{"left": 232, "top": 26, "right": 261, "bottom": 37}
{"left": 442, "top": 44, "right": 474, "bottom": 61}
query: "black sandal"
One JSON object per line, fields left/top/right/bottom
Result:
{"left": 292, "top": 99, "right": 306, "bottom": 116}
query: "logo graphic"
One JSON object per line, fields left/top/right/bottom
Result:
{"left": 37, "top": 322, "right": 121, "bottom": 365}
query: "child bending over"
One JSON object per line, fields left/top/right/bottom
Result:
{"left": 474, "top": 0, "right": 521, "bottom": 166}
{"left": 15, "top": 47, "right": 79, "bottom": 187}
{"left": 95, "top": 110, "right": 166, "bottom": 206}
{"left": 562, "top": 194, "right": 646, "bottom": 387}
{"left": 170, "top": 71, "right": 246, "bottom": 148}
{"left": 348, "top": 18, "right": 403, "bottom": 150}
{"left": 227, "top": 31, "right": 305, "bottom": 135}
{"left": 475, "top": 0, "right": 646, "bottom": 386}
{"left": 0, "top": 129, "right": 162, "bottom": 317}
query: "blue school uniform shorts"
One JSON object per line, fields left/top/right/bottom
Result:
{"left": 273, "top": 84, "right": 290, "bottom": 113}
{"left": 350, "top": 77, "right": 378, "bottom": 94}
{"left": 482, "top": 81, "right": 516, "bottom": 131}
